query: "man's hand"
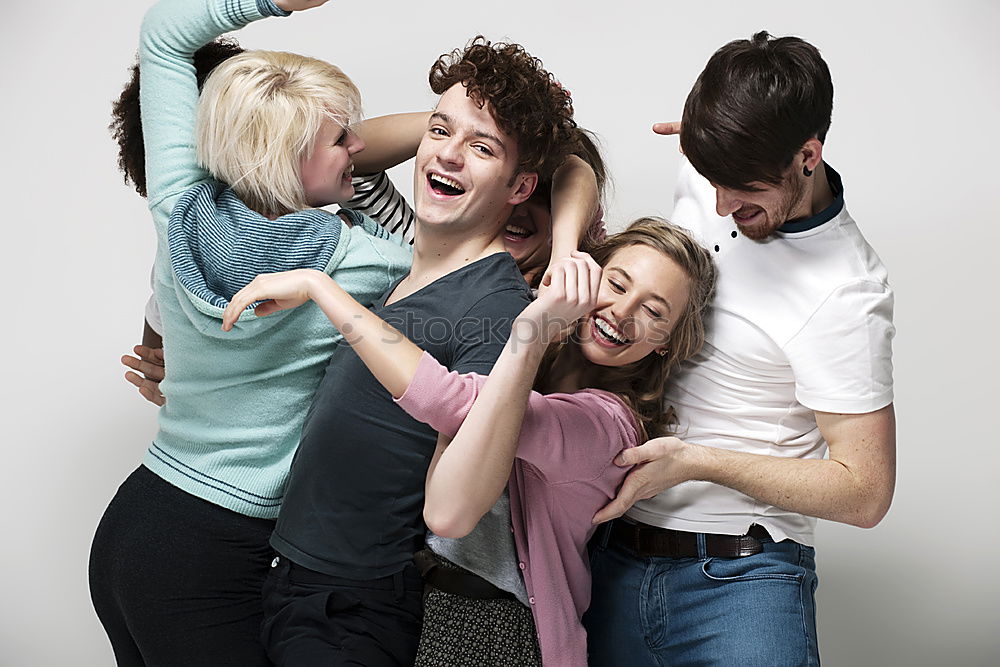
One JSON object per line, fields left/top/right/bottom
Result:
{"left": 592, "top": 436, "right": 701, "bottom": 524}
{"left": 652, "top": 121, "right": 682, "bottom": 136}
{"left": 123, "top": 345, "right": 166, "bottom": 407}
{"left": 274, "top": 0, "right": 329, "bottom": 11}
{"left": 652, "top": 121, "right": 683, "bottom": 154}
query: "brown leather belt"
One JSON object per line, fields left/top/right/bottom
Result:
{"left": 413, "top": 549, "right": 517, "bottom": 601}
{"left": 611, "top": 520, "right": 771, "bottom": 558}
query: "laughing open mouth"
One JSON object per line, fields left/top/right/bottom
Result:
{"left": 428, "top": 173, "right": 466, "bottom": 196}
{"left": 732, "top": 206, "right": 762, "bottom": 224}
{"left": 504, "top": 224, "right": 533, "bottom": 239}
{"left": 593, "top": 315, "right": 630, "bottom": 346}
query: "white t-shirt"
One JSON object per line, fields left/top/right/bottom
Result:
{"left": 628, "top": 158, "right": 895, "bottom": 546}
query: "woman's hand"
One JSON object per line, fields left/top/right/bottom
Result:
{"left": 518, "top": 251, "right": 602, "bottom": 344}
{"left": 221, "top": 269, "right": 328, "bottom": 331}
{"left": 274, "top": 0, "right": 330, "bottom": 12}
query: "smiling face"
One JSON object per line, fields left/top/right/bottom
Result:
{"left": 300, "top": 117, "right": 365, "bottom": 208}
{"left": 579, "top": 244, "right": 692, "bottom": 368}
{"left": 712, "top": 167, "right": 809, "bottom": 240}
{"left": 503, "top": 192, "right": 552, "bottom": 269}
{"left": 413, "top": 83, "right": 536, "bottom": 237}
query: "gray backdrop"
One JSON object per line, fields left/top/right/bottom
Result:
{"left": 2, "top": 0, "right": 998, "bottom": 664}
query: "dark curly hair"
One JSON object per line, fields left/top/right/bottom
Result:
{"left": 429, "top": 36, "right": 578, "bottom": 181}
{"left": 110, "top": 38, "right": 244, "bottom": 198}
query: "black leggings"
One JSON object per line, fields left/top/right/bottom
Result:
{"left": 89, "top": 465, "right": 276, "bottom": 666}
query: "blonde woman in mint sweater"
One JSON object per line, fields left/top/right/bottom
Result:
{"left": 223, "top": 219, "right": 717, "bottom": 665}
{"left": 88, "top": 1, "right": 413, "bottom": 664}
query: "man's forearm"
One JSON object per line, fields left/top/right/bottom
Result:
{"left": 602, "top": 405, "right": 896, "bottom": 528}
{"left": 686, "top": 444, "right": 892, "bottom": 528}
{"left": 141, "top": 319, "right": 163, "bottom": 349}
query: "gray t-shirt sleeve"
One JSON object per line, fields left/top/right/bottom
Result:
{"left": 448, "top": 288, "right": 530, "bottom": 375}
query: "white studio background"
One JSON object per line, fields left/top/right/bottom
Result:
{"left": 2, "top": 1, "right": 997, "bottom": 664}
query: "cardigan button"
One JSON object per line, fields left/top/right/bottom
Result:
{"left": 518, "top": 562, "right": 526, "bottom": 570}
{"left": 528, "top": 596, "right": 536, "bottom": 605}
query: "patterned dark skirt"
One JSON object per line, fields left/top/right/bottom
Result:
{"left": 414, "top": 569, "right": 542, "bottom": 666}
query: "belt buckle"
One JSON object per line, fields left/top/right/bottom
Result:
{"left": 733, "top": 526, "right": 768, "bottom": 557}
{"left": 734, "top": 534, "right": 763, "bottom": 557}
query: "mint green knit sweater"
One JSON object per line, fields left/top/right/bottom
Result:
{"left": 139, "top": 0, "right": 411, "bottom": 518}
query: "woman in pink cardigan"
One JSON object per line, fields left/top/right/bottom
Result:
{"left": 222, "top": 218, "right": 716, "bottom": 665}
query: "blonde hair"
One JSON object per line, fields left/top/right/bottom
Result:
{"left": 196, "top": 50, "right": 361, "bottom": 217}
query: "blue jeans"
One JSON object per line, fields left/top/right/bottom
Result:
{"left": 584, "top": 524, "right": 820, "bottom": 666}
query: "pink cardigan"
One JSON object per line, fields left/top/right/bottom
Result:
{"left": 396, "top": 352, "right": 638, "bottom": 666}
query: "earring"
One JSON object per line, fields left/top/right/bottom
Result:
{"left": 656, "top": 348, "right": 668, "bottom": 357}
{"left": 803, "top": 165, "right": 813, "bottom": 177}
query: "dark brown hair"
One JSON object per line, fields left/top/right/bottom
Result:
{"left": 538, "top": 217, "right": 717, "bottom": 440}
{"left": 110, "top": 38, "right": 244, "bottom": 198}
{"left": 680, "top": 31, "right": 834, "bottom": 191}
{"left": 429, "top": 36, "right": 578, "bottom": 181}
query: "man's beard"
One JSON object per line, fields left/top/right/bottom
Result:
{"left": 740, "top": 174, "right": 808, "bottom": 241}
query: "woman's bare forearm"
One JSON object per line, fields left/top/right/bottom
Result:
{"left": 353, "top": 111, "right": 432, "bottom": 174}
{"left": 423, "top": 319, "right": 547, "bottom": 537}
{"left": 549, "top": 155, "right": 599, "bottom": 261}
{"left": 304, "top": 272, "right": 423, "bottom": 398}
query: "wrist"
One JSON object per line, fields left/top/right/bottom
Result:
{"left": 262, "top": 0, "right": 292, "bottom": 17}
{"left": 549, "top": 228, "right": 582, "bottom": 261}
{"left": 683, "top": 442, "right": 717, "bottom": 482}
{"left": 510, "top": 317, "right": 550, "bottom": 358}
{"left": 304, "top": 269, "right": 334, "bottom": 299}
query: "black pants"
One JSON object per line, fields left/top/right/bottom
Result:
{"left": 89, "top": 465, "right": 276, "bottom": 666}
{"left": 261, "top": 555, "right": 423, "bottom": 666}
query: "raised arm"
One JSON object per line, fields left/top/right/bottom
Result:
{"left": 222, "top": 256, "right": 627, "bottom": 539}
{"left": 222, "top": 268, "right": 423, "bottom": 396}
{"left": 343, "top": 173, "right": 417, "bottom": 245}
{"left": 139, "top": 0, "right": 295, "bottom": 215}
{"left": 220, "top": 254, "right": 594, "bottom": 407}
{"left": 352, "top": 111, "right": 432, "bottom": 174}
{"left": 547, "top": 154, "right": 600, "bottom": 263}
{"left": 419, "top": 253, "right": 602, "bottom": 537}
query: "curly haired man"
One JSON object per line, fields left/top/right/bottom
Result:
{"left": 259, "top": 36, "right": 579, "bottom": 666}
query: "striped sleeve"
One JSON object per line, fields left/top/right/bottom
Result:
{"left": 344, "top": 172, "right": 416, "bottom": 245}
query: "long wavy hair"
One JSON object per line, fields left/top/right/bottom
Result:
{"left": 536, "top": 217, "right": 717, "bottom": 440}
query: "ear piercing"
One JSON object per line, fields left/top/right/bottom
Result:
{"left": 803, "top": 165, "right": 813, "bottom": 177}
